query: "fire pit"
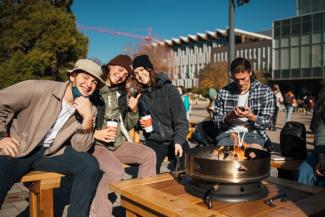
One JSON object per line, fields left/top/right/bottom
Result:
{"left": 184, "top": 145, "right": 270, "bottom": 208}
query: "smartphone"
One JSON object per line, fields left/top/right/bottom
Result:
{"left": 237, "top": 106, "right": 247, "bottom": 111}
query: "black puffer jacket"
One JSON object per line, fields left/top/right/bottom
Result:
{"left": 140, "top": 73, "right": 188, "bottom": 145}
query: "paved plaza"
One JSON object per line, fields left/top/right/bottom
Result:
{"left": 0, "top": 100, "right": 315, "bottom": 217}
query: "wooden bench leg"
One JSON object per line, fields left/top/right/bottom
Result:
{"left": 39, "top": 189, "right": 54, "bottom": 217}
{"left": 29, "top": 190, "right": 38, "bottom": 217}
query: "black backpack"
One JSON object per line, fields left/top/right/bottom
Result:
{"left": 280, "top": 121, "right": 307, "bottom": 159}
{"left": 191, "top": 120, "right": 220, "bottom": 146}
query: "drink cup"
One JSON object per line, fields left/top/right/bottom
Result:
{"left": 106, "top": 119, "right": 118, "bottom": 142}
{"left": 141, "top": 115, "right": 153, "bottom": 133}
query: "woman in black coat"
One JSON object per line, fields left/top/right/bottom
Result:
{"left": 132, "top": 55, "right": 189, "bottom": 173}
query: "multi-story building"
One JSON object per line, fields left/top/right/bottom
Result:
{"left": 211, "top": 35, "right": 271, "bottom": 74}
{"left": 272, "top": 0, "right": 325, "bottom": 96}
{"left": 153, "top": 29, "right": 271, "bottom": 88}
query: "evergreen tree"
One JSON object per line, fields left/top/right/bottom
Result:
{"left": 0, "top": 0, "right": 88, "bottom": 89}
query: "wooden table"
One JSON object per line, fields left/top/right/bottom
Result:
{"left": 271, "top": 159, "right": 303, "bottom": 180}
{"left": 110, "top": 173, "right": 325, "bottom": 217}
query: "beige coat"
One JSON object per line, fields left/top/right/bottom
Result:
{"left": 0, "top": 80, "right": 97, "bottom": 157}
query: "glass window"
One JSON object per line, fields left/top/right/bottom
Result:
{"left": 281, "top": 38, "right": 289, "bottom": 47}
{"left": 291, "top": 69, "right": 301, "bottom": 78}
{"left": 273, "top": 49, "right": 280, "bottom": 70}
{"left": 301, "top": 46, "right": 310, "bottom": 68}
{"left": 274, "top": 70, "right": 281, "bottom": 79}
{"left": 312, "top": 33, "right": 321, "bottom": 43}
{"left": 302, "top": 68, "right": 312, "bottom": 78}
{"left": 282, "top": 70, "right": 290, "bottom": 79}
{"left": 313, "top": 67, "right": 322, "bottom": 77}
{"left": 312, "top": 44, "right": 321, "bottom": 67}
{"left": 313, "top": 13, "right": 322, "bottom": 33}
{"left": 274, "top": 27, "right": 281, "bottom": 38}
{"left": 311, "top": 0, "right": 320, "bottom": 13}
{"left": 273, "top": 39, "right": 280, "bottom": 48}
{"left": 302, "top": 15, "right": 312, "bottom": 34}
{"left": 291, "top": 17, "right": 301, "bottom": 36}
{"left": 291, "top": 36, "right": 299, "bottom": 46}
{"left": 281, "top": 19, "right": 290, "bottom": 37}
{"left": 274, "top": 21, "right": 281, "bottom": 38}
{"left": 281, "top": 48, "right": 289, "bottom": 69}
{"left": 301, "top": 35, "right": 310, "bottom": 45}
{"left": 291, "top": 47, "right": 300, "bottom": 68}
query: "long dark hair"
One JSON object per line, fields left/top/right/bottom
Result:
{"left": 136, "top": 67, "right": 157, "bottom": 89}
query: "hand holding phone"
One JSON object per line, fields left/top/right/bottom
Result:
{"left": 237, "top": 106, "right": 247, "bottom": 112}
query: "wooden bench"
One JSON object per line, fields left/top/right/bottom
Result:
{"left": 20, "top": 171, "right": 64, "bottom": 217}
{"left": 271, "top": 159, "right": 303, "bottom": 180}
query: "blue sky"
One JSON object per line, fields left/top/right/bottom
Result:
{"left": 72, "top": 0, "right": 296, "bottom": 63}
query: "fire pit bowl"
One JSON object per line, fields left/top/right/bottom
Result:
{"left": 185, "top": 146, "right": 271, "bottom": 184}
{"left": 184, "top": 146, "right": 271, "bottom": 204}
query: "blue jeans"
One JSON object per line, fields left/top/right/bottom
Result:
{"left": 285, "top": 105, "right": 293, "bottom": 122}
{"left": 215, "top": 131, "right": 265, "bottom": 146}
{"left": 295, "top": 152, "right": 325, "bottom": 187}
{"left": 0, "top": 146, "right": 99, "bottom": 217}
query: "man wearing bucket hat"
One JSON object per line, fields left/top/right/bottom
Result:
{"left": 0, "top": 59, "right": 104, "bottom": 217}
{"left": 89, "top": 54, "right": 156, "bottom": 217}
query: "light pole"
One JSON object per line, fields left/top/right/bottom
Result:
{"left": 228, "top": 0, "right": 235, "bottom": 82}
{"left": 228, "top": 0, "right": 250, "bottom": 82}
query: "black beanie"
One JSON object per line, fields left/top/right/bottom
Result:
{"left": 132, "top": 55, "right": 154, "bottom": 71}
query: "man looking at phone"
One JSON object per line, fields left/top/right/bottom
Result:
{"left": 0, "top": 59, "right": 105, "bottom": 216}
{"left": 214, "top": 57, "right": 274, "bottom": 150}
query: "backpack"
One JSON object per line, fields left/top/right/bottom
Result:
{"left": 280, "top": 121, "right": 307, "bottom": 159}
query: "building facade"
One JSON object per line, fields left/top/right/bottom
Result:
{"left": 154, "top": 29, "right": 271, "bottom": 88}
{"left": 211, "top": 39, "right": 272, "bottom": 74}
{"left": 272, "top": 1, "right": 325, "bottom": 96}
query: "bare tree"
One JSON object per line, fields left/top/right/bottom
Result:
{"left": 135, "top": 42, "right": 173, "bottom": 75}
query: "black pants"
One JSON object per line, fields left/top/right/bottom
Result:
{"left": 0, "top": 145, "right": 99, "bottom": 217}
{"left": 272, "top": 106, "right": 279, "bottom": 129}
{"left": 145, "top": 140, "right": 190, "bottom": 173}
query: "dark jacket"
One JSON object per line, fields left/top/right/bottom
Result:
{"left": 312, "top": 87, "right": 325, "bottom": 154}
{"left": 140, "top": 73, "right": 188, "bottom": 145}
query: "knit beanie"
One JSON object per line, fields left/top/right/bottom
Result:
{"left": 107, "top": 55, "right": 133, "bottom": 74}
{"left": 132, "top": 55, "right": 154, "bottom": 70}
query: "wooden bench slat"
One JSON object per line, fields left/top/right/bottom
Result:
{"left": 20, "top": 171, "right": 64, "bottom": 183}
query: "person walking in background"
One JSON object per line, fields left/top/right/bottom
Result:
{"left": 303, "top": 94, "right": 312, "bottom": 115}
{"left": 177, "top": 86, "right": 191, "bottom": 120}
{"left": 284, "top": 90, "right": 295, "bottom": 122}
{"left": 89, "top": 55, "right": 156, "bottom": 217}
{"left": 0, "top": 59, "right": 104, "bottom": 217}
{"left": 271, "top": 84, "right": 283, "bottom": 131}
{"left": 296, "top": 88, "right": 325, "bottom": 187}
{"left": 133, "top": 54, "right": 189, "bottom": 173}
{"left": 207, "top": 88, "right": 218, "bottom": 119}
